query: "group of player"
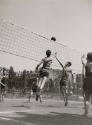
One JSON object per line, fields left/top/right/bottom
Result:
{"left": 0, "top": 36, "right": 92, "bottom": 116}
{"left": 34, "top": 36, "right": 92, "bottom": 116}
{"left": 34, "top": 37, "right": 72, "bottom": 105}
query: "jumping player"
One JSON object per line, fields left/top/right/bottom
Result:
{"left": 35, "top": 49, "right": 52, "bottom": 102}
{"left": 35, "top": 37, "right": 56, "bottom": 102}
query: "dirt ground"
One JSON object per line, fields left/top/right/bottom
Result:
{"left": 0, "top": 97, "right": 92, "bottom": 125}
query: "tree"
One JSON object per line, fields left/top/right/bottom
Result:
{"left": 8, "top": 66, "right": 16, "bottom": 89}
{"left": 9, "top": 66, "right": 15, "bottom": 79}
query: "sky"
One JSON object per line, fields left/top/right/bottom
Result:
{"left": 0, "top": 0, "right": 92, "bottom": 71}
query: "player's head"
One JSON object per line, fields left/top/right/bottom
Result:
{"left": 46, "top": 50, "right": 51, "bottom": 57}
{"left": 87, "top": 52, "right": 92, "bottom": 62}
{"left": 65, "top": 61, "right": 72, "bottom": 67}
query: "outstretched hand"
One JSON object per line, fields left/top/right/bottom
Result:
{"left": 81, "top": 54, "right": 85, "bottom": 65}
{"left": 52, "top": 52, "right": 57, "bottom": 58}
{"left": 52, "top": 52, "right": 64, "bottom": 68}
{"left": 82, "top": 54, "right": 85, "bottom": 59}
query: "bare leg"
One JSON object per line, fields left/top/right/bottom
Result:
{"left": 61, "top": 86, "right": 68, "bottom": 106}
{"left": 36, "top": 77, "right": 47, "bottom": 103}
{"left": 64, "top": 86, "right": 68, "bottom": 106}
{"left": 84, "top": 92, "right": 90, "bottom": 115}
{"left": 28, "top": 90, "right": 32, "bottom": 103}
{"left": 40, "top": 77, "right": 47, "bottom": 90}
{"left": 35, "top": 77, "right": 43, "bottom": 102}
{"left": 37, "top": 78, "right": 43, "bottom": 88}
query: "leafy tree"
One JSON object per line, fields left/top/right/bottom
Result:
{"left": 9, "top": 66, "right": 16, "bottom": 79}
{"left": 8, "top": 66, "right": 16, "bottom": 89}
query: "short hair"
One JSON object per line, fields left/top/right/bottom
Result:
{"left": 87, "top": 53, "right": 92, "bottom": 61}
{"left": 46, "top": 50, "right": 51, "bottom": 56}
{"left": 65, "top": 61, "right": 72, "bottom": 67}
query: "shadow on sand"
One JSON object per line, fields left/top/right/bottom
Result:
{"left": 7, "top": 111, "right": 92, "bottom": 125}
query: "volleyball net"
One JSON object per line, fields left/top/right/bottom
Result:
{"left": 0, "top": 18, "right": 82, "bottom": 73}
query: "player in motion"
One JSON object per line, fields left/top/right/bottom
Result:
{"left": 35, "top": 37, "right": 56, "bottom": 102}
{"left": 54, "top": 53, "right": 72, "bottom": 106}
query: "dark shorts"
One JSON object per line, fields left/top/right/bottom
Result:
{"left": 33, "top": 88, "right": 37, "bottom": 93}
{"left": 60, "top": 77, "right": 68, "bottom": 87}
{"left": 39, "top": 68, "right": 50, "bottom": 78}
{"left": 83, "top": 77, "right": 92, "bottom": 94}
{"left": 32, "top": 84, "right": 38, "bottom": 93}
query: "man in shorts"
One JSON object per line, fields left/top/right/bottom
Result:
{"left": 35, "top": 37, "right": 56, "bottom": 102}
{"left": 82, "top": 53, "right": 92, "bottom": 115}
{"left": 35, "top": 49, "right": 52, "bottom": 90}
{"left": 54, "top": 53, "right": 72, "bottom": 106}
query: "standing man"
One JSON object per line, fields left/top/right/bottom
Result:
{"left": 54, "top": 53, "right": 72, "bottom": 106}
{"left": 82, "top": 53, "right": 92, "bottom": 115}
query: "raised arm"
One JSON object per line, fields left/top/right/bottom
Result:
{"left": 54, "top": 55, "right": 64, "bottom": 69}
{"left": 81, "top": 54, "right": 86, "bottom": 79}
{"left": 81, "top": 54, "right": 86, "bottom": 66}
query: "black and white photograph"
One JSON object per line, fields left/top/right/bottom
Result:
{"left": 0, "top": 0, "right": 92, "bottom": 125}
